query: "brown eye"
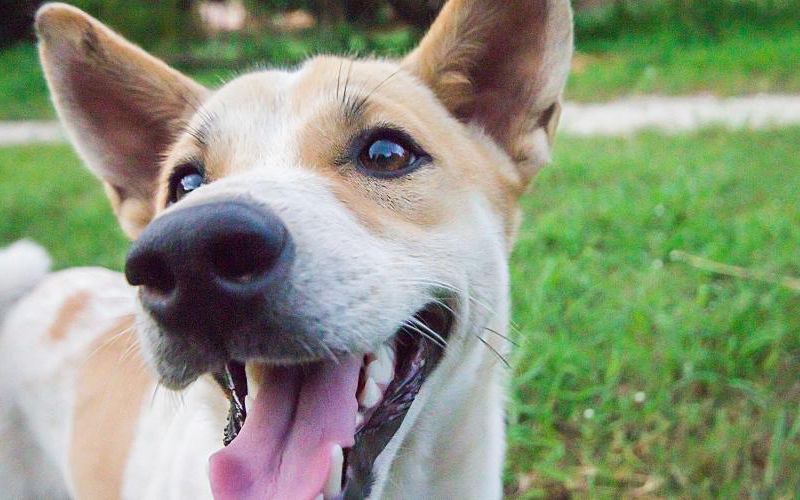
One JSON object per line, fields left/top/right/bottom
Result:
{"left": 355, "top": 130, "right": 428, "bottom": 178}
{"left": 359, "top": 139, "right": 415, "bottom": 173}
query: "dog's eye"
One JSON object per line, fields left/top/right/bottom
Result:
{"left": 360, "top": 139, "right": 414, "bottom": 173}
{"left": 168, "top": 163, "right": 205, "bottom": 204}
{"left": 356, "top": 130, "right": 427, "bottom": 178}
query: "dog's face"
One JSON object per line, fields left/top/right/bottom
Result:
{"left": 37, "top": 1, "right": 572, "bottom": 498}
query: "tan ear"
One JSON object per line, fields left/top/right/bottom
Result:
{"left": 35, "top": 3, "right": 208, "bottom": 238}
{"left": 404, "top": 0, "right": 573, "bottom": 184}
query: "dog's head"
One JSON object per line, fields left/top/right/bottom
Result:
{"left": 37, "top": 1, "right": 572, "bottom": 498}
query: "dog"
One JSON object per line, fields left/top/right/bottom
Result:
{"left": 0, "top": 1, "right": 572, "bottom": 498}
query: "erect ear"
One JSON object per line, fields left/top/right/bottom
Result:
{"left": 35, "top": 3, "right": 208, "bottom": 238}
{"left": 403, "top": 0, "right": 573, "bottom": 185}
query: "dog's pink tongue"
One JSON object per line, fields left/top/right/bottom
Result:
{"left": 209, "top": 358, "right": 360, "bottom": 500}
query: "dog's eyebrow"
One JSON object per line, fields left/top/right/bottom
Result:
{"left": 339, "top": 68, "right": 403, "bottom": 124}
{"left": 184, "top": 109, "right": 217, "bottom": 148}
{"left": 185, "top": 120, "right": 210, "bottom": 147}
{"left": 341, "top": 93, "right": 370, "bottom": 125}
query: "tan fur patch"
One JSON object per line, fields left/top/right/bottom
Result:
{"left": 69, "top": 316, "right": 153, "bottom": 499}
{"left": 48, "top": 291, "right": 90, "bottom": 341}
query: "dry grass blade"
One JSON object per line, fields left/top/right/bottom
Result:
{"left": 670, "top": 250, "right": 800, "bottom": 291}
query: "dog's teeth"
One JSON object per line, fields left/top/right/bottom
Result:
{"left": 384, "top": 341, "right": 396, "bottom": 364}
{"left": 324, "top": 444, "right": 344, "bottom": 499}
{"left": 367, "top": 354, "right": 394, "bottom": 387}
{"left": 364, "top": 342, "right": 395, "bottom": 387}
{"left": 245, "top": 395, "right": 255, "bottom": 413}
{"left": 245, "top": 363, "right": 262, "bottom": 400}
{"left": 366, "top": 359, "right": 392, "bottom": 386}
{"left": 380, "top": 342, "right": 396, "bottom": 368}
{"left": 358, "top": 377, "right": 382, "bottom": 409}
{"left": 355, "top": 412, "right": 364, "bottom": 428}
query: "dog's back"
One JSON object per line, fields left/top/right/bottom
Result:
{"left": 0, "top": 244, "right": 146, "bottom": 499}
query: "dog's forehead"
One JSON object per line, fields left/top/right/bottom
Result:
{"left": 192, "top": 56, "right": 445, "bottom": 149}
{"left": 173, "top": 56, "right": 465, "bottom": 181}
{"left": 203, "top": 68, "right": 295, "bottom": 128}
{"left": 182, "top": 68, "right": 298, "bottom": 169}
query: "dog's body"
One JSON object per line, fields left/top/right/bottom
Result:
{"left": 0, "top": 1, "right": 572, "bottom": 498}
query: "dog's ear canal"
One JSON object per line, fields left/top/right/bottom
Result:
{"left": 35, "top": 4, "right": 208, "bottom": 238}
{"left": 403, "top": 0, "right": 574, "bottom": 185}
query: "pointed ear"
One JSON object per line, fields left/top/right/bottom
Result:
{"left": 35, "top": 3, "right": 208, "bottom": 238}
{"left": 403, "top": 0, "right": 573, "bottom": 185}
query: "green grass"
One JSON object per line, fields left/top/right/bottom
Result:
{"left": 566, "top": 0, "right": 800, "bottom": 100}
{"left": 0, "top": 43, "right": 53, "bottom": 120}
{"left": 507, "top": 128, "right": 800, "bottom": 497}
{"left": 1, "top": 129, "right": 798, "bottom": 497}
{"left": 0, "top": 145, "right": 127, "bottom": 269}
{"left": 567, "top": 28, "right": 800, "bottom": 101}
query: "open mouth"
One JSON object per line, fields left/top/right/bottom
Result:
{"left": 208, "top": 302, "right": 454, "bottom": 500}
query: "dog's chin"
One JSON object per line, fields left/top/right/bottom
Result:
{"left": 201, "top": 301, "right": 454, "bottom": 500}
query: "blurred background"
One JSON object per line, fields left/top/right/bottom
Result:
{"left": 0, "top": 0, "right": 798, "bottom": 497}
{"left": 2, "top": 0, "right": 799, "bottom": 117}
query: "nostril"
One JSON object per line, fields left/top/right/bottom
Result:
{"left": 125, "top": 252, "right": 176, "bottom": 295}
{"left": 209, "top": 230, "right": 285, "bottom": 285}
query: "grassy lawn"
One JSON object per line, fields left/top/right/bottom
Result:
{"left": 567, "top": 28, "right": 800, "bottom": 101}
{"left": 567, "top": 0, "right": 800, "bottom": 101}
{"left": 0, "top": 144, "right": 127, "bottom": 269}
{"left": 1, "top": 128, "right": 798, "bottom": 497}
{"left": 507, "top": 128, "right": 800, "bottom": 497}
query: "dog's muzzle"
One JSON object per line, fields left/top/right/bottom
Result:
{"left": 123, "top": 200, "right": 457, "bottom": 499}
{"left": 125, "top": 201, "right": 293, "bottom": 343}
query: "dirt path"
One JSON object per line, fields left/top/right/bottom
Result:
{"left": 560, "top": 94, "right": 800, "bottom": 136}
{"left": 1, "top": 95, "right": 799, "bottom": 146}
{"left": 0, "top": 120, "right": 65, "bottom": 146}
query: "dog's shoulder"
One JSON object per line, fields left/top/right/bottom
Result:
{"left": 6, "top": 267, "right": 135, "bottom": 345}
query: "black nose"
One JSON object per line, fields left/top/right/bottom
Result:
{"left": 125, "top": 201, "right": 292, "bottom": 337}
